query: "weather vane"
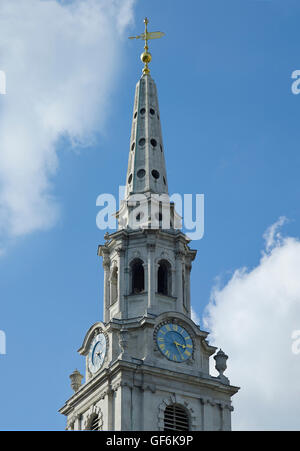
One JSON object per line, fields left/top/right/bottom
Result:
{"left": 129, "top": 17, "right": 165, "bottom": 75}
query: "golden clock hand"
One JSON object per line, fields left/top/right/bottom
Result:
{"left": 174, "top": 342, "right": 184, "bottom": 359}
{"left": 174, "top": 341, "right": 186, "bottom": 349}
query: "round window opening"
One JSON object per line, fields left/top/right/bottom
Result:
{"left": 139, "top": 138, "right": 146, "bottom": 146}
{"left": 128, "top": 174, "right": 132, "bottom": 184}
{"left": 150, "top": 108, "right": 155, "bottom": 115}
{"left": 131, "top": 142, "right": 135, "bottom": 151}
{"left": 152, "top": 170, "right": 160, "bottom": 180}
{"left": 150, "top": 139, "right": 157, "bottom": 147}
{"left": 137, "top": 169, "right": 146, "bottom": 178}
{"left": 140, "top": 108, "right": 146, "bottom": 115}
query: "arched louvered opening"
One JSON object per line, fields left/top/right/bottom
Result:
{"left": 164, "top": 404, "right": 189, "bottom": 431}
{"left": 131, "top": 259, "right": 144, "bottom": 294}
{"left": 89, "top": 415, "right": 100, "bottom": 431}
{"left": 157, "top": 260, "right": 171, "bottom": 296}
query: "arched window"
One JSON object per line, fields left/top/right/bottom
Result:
{"left": 88, "top": 415, "right": 101, "bottom": 431}
{"left": 131, "top": 259, "right": 144, "bottom": 294}
{"left": 164, "top": 404, "right": 189, "bottom": 431}
{"left": 83, "top": 406, "right": 103, "bottom": 431}
{"left": 157, "top": 260, "right": 171, "bottom": 296}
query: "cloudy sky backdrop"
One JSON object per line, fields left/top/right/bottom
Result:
{"left": 0, "top": 0, "right": 300, "bottom": 430}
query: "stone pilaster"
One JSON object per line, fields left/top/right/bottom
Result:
{"left": 147, "top": 242, "right": 156, "bottom": 313}
{"left": 185, "top": 263, "right": 192, "bottom": 318}
{"left": 175, "top": 251, "right": 185, "bottom": 313}
{"left": 116, "top": 247, "right": 125, "bottom": 318}
{"left": 102, "top": 255, "right": 110, "bottom": 323}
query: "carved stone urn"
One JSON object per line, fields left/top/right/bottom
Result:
{"left": 214, "top": 349, "right": 229, "bottom": 384}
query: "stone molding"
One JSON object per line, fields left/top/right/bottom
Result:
{"left": 199, "top": 396, "right": 233, "bottom": 411}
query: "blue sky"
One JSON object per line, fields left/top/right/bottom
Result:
{"left": 0, "top": 0, "right": 300, "bottom": 430}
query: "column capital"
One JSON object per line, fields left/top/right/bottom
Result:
{"left": 175, "top": 250, "right": 185, "bottom": 260}
{"left": 102, "top": 257, "right": 110, "bottom": 269}
{"left": 116, "top": 247, "right": 125, "bottom": 257}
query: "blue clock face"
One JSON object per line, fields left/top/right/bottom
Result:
{"left": 88, "top": 333, "right": 107, "bottom": 374}
{"left": 156, "top": 323, "right": 193, "bottom": 362}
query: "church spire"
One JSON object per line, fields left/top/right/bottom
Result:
{"left": 60, "top": 19, "right": 240, "bottom": 431}
{"left": 125, "top": 19, "right": 168, "bottom": 201}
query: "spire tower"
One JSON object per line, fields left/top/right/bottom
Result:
{"left": 59, "top": 18, "right": 239, "bottom": 432}
{"left": 126, "top": 18, "right": 168, "bottom": 199}
{"left": 125, "top": 72, "right": 168, "bottom": 198}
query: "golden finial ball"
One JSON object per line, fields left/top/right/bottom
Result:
{"left": 141, "top": 51, "right": 152, "bottom": 64}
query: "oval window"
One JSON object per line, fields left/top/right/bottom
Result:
{"left": 137, "top": 169, "right": 146, "bottom": 178}
{"left": 150, "top": 139, "right": 157, "bottom": 147}
{"left": 139, "top": 138, "right": 146, "bottom": 146}
{"left": 152, "top": 170, "right": 160, "bottom": 180}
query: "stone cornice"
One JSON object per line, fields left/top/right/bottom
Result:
{"left": 59, "top": 356, "right": 239, "bottom": 417}
{"left": 98, "top": 228, "right": 194, "bottom": 253}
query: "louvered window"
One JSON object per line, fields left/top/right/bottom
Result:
{"left": 164, "top": 404, "right": 189, "bottom": 431}
{"left": 89, "top": 415, "right": 100, "bottom": 431}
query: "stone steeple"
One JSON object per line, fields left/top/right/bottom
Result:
{"left": 117, "top": 17, "right": 173, "bottom": 231}
{"left": 100, "top": 21, "right": 195, "bottom": 322}
{"left": 59, "top": 19, "right": 239, "bottom": 432}
{"left": 125, "top": 73, "right": 168, "bottom": 199}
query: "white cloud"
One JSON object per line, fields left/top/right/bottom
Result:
{"left": 204, "top": 218, "right": 300, "bottom": 430}
{"left": 0, "top": 0, "right": 135, "bottom": 243}
{"left": 263, "top": 215, "right": 288, "bottom": 253}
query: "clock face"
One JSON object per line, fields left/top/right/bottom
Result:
{"left": 156, "top": 323, "right": 193, "bottom": 362}
{"left": 88, "top": 333, "right": 107, "bottom": 374}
